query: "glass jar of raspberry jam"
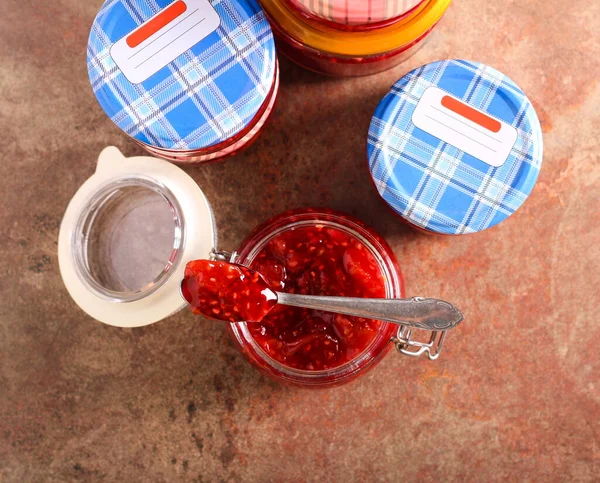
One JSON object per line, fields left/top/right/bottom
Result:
{"left": 87, "top": 0, "right": 278, "bottom": 164}
{"left": 226, "top": 208, "right": 445, "bottom": 387}
{"left": 258, "top": 0, "right": 451, "bottom": 76}
{"left": 59, "top": 149, "right": 450, "bottom": 385}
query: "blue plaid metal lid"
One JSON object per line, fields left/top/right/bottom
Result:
{"left": 367, "top": 60, "right": 543, "bottom": 234}
{"left": 87, "top": 0, "right": 276, "bottom": 151}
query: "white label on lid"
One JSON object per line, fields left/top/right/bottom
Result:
{"left": 412, "top": 87, "right": 517, "bottom": 167}
{"left": 110, "top": 0, "right": 220, "bottom": 84}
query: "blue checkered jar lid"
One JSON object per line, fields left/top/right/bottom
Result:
{"left": 87, "top": 0, "right": 276, "bottom": 151}
{"left": 367, "top": 60, "right": 543, "bottom": 235}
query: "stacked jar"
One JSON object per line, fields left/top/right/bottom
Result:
{"left": 87, "top": 0, "right": 279, "bottom": 163}
{"left": 258, "top": 0, "right": 452, "bottom": 75}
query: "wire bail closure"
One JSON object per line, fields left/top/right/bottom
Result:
{"left": 210, "top": 248, "right": 238, "bottom": 263}
{"left": 391, "top": 326, "right": 447, "bottom": 360}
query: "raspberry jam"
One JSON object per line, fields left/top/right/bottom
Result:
{"left": 248, "top": 226, "right": 386, "bottom": 370}
{"left": 229, "top": 209, "right": 405, "bottom": 387}
{"left": 182, "top": 260, "right": 277, "bottom": 322}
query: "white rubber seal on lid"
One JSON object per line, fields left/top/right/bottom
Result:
{"left": 58, "top": 146, "right": 215, "bottom": 327}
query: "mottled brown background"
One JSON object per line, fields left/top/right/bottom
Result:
{"left": 1, "top": 0, "right": 599, "bottom": 481}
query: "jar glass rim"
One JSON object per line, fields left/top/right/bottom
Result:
{"left": 71, "top": 175, "right": 185, "bottom": 303}
{"left": 230, "top": 210, "right": 403, "bottom": 382}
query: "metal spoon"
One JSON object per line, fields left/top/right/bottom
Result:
{"left": 181, "top": 260, "right": 464, "bottom": 331}
{"left": 275, "top": 292, "right": 463, "bottom": 331}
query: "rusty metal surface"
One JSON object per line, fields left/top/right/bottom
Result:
{"left": 0, "top": 0, "right": 598, "bottom": 480}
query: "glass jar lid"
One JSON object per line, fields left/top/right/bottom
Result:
{"left": 367, "top": 60, "right": 544, "bottom": 235}
{"left": 285, "top": 0, "right": 425, "bottom": 27}
{"left": 58, "top": 147, "right": 216, "bottom": 326}
{"left": 87, "top": 0, "right": 276, "bottom": 151}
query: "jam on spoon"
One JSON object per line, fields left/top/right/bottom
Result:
{"left": 181, "top": 260, "right": 277, "bottom": 322}
{"left": 246, "top": 225, "right": 389, "bottom": 370}
{"left": 182, "top": 257, "right": 463, "bottom": 370}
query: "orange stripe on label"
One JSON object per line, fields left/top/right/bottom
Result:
{"left": 441, "top": 95, "right": 502, "bottom": 133}
{"left": 126, "top": 1, "right": 188, "bottom": 48}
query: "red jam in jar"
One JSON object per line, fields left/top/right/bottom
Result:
{"left": 248, "top": 225, "right": 386, "bottom": 370}
{"left": 229, "top": 209, "right": 405, "bottom": 387}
